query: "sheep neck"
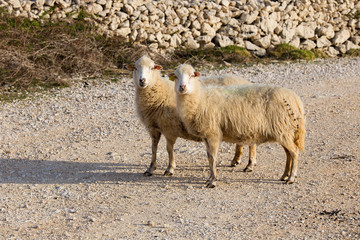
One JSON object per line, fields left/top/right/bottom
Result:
{"left": 135, "top": 73, "right": 175, "bottom": 113}
{"left": 176, "top": 80, "right": 204, "bottom": 123}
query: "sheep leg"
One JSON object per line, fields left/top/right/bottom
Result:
{"left": 280, "top": 147, "right": 292, "bottom": 181}
{"left": 244, "top": 144, "right": 257, "bottom": 172}
{"left": 144, "top": 131, "right": 161, "bottom": 176}
{"left": 286, "top": 148, "right": 299, "bottom": 184}
{"left": 204, "top": 137, "right": 220, "bottom": 188}
{"left": 164, "top": 137, "right": 176, "bottom": 176}
{"left": 230, "top": 144, "right": 243, "bottom": 167}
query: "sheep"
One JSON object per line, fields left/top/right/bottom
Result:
{"left": 173, "top": 64, "right": 306, "bottom": 188}
{"left": 128, "top": 55, "right": 257, "bottom": 176}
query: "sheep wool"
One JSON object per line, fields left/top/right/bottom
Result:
{"left": 174, "top": 64, "right": 306, "bottom": 188}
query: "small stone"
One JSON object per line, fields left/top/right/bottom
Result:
{"left": 147, "top": 220, "right": 155, "bottom": 227}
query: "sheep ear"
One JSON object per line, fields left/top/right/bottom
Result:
{"left": 154, "top": 65, "right": 162, "bottom": 70}
{"left": 194, "top": 72, "right": 200, "bottom": 77}
{"left": 169, "top": 73, "right": 176, "bottom": 81}
{"left": 126, "top": 64, "right": 135, "bottom": 70}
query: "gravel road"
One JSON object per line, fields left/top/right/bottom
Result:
{"left": 0, "top": 57, "right": 359, "bottom": 239}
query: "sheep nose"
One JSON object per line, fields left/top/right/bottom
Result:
{"left": 179, "top": 84, "right": 186, "bottom": 92}
{"left": 139, "top": 78, "right": 146, "bottom": 83}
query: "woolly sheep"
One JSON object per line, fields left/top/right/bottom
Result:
{"left": 128, "top": 56, "right": 256, "bottom": 176}
{"left": 174, "top": 64, "right": 306, "bottom": 188}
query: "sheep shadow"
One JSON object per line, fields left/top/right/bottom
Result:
{"left": 0, "top": 158, "right": 206, "bottom": 186}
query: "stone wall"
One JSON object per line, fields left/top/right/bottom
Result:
{"left": 1, "top": 0, "right": 360, "bottom": 57}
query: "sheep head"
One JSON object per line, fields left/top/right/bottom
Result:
{"left": 128, "top": 55, "right": 162, "bottom": 89}
{"left": 173, "top": 64, "right": 200, "bottom": 95}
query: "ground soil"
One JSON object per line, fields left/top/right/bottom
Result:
{"left": 0, "top": 58, "right": 359, "bottom": 239}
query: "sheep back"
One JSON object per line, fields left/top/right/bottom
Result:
{"left": 178, "top": 85, "right": 305, "bottom": 149}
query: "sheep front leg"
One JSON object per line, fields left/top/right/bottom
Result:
{"left": 144, "top": 131, "right": 161, "bottom": 176}
{"left": 164, "top": 137, "right": 176, "bottom": 176}
{"left": 244, "top": 144, "right": 257, "bottom": 172}
{"left": 230, "top": 144, "right": 243, "bottom": 167}
{"left": 204, "top": 137, "right": 220, "bottom": 188}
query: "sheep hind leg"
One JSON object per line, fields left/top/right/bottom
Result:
{"left": 244, "top": 144, "right": 257, "bottom": 172}
{"left": 230, "top": 144, "right": 243, "bottom": 167}
{"left": 204, "top": 137, "right": 220, "bottom": 188}
{"left": 286, "top": 147, "right": 299, "bottom": 184}
{"left": 280, "top": 147, "right": 292, "bottom": 181}
{"left": 164, "top": 137, "right": 177, "bottom": 176}
{"left": 144, "top": 131, "right": 161, "bottom": 176}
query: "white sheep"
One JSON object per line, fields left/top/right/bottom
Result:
{"left": 128, "top": 56, "right": 256, "bottom": 176}
{"left": 174, "top": 64, "right": 306, "bottom": 188}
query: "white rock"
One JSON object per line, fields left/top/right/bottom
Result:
{"left": 123, "top": 4, "right": 134, "bottom": 15}
{"left": 201, "top": 23, "right": 216, "bottom": 37}
{"left": 44, "top": 0, "right": 56, "bottom": 7}
{"left": 192, "top": 20, "right": 201, "bottom": 30}
{"left": 325, "top": 47, "right": 340, "bottom": 57}
{"left": 149, "top": 43, "right": 158, "bottom": 51}
{"left": 176, "top": 7, "right": 189, "bottom": 18}
{"left": 196, "top": 35, "right": 213, "bottom": 44}
{"left": 255, "top": 35, "right": 271, "bottom": 48}
{"left": 288, "top": 36, "right": 300, "bottom": 48}
{"left": 170, "top": 34, "right": 182, "bottom": 48}
{"left": 87, "top": 3, "right": 103, "bottom": 15}
{"left": 221, "top": 0, "right": 230, "bottom": 7}
{"left": 156, "top": 32, "right": 163, "bottom": 43}
{"left": 300, "top": 40, "right": 316, "bottom": 50}
{"left": 345, "top": 41, "right": 360, "bottom": 51}
{"left": 351, "top": 36, "right": 360, "bottom": 45}
{"left": 260, "top": 17, "right": 278, "bottom": 34}
{"left": 240, "top": 11, "right": 258, "bottom": 24}
{"left": 317, "top": 25, "right": 335, "bottom": 39}
{"left": 115, "top": 27, "right": 131, "bottom": 38}
{"left": 317, "top": 36, "right": 332, "bottom": 48}
{"left": 296, "top": 22, "right": 316, "bottom": 39}
{"left": 203, "top": 42, "right": 215, "bottom": 49}
{"left": 332, "top": 29, "right": 351, "bottom": 46}
{"left": 97, "top": 0, "right": 107, "bottom": 5}
{"left": 214, "top": 34, "right": 234, "bottom": 48}
{"left": 117, "top": 12, "right": 128, "bottom": 22}
{"left": 185, "top": 37, "right": 200, "bottom": 49}
{"left": 58, "top": 0, "right": 72, "bottom": 9}
{"left": 244, "top": 41, "right": 261, "bottom": 51}
{"left": 239, "top": 25, "right": 258, "bottom": 39}
{"left": 281, "top": 28, "right": 296, "bottom": 43}
{"left": 8, "top": 0, "right": 21, "bottom": 8}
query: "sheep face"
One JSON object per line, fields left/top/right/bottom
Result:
{"left": 132, "top": 56, "right": 162, "bottom": 89}
{"left": 174, "top": 64, "right": 200, "bottom": 95}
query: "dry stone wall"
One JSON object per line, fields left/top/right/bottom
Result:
{"left": 1, "top": 0, "right": 360, "bottom": 57}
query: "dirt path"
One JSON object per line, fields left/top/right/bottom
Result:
{"left": 0, "top": 58, "right": 359, "bottom": 239}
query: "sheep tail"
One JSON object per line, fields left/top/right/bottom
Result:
{"left": 295, "top": 115, "right": 306, "bottom": 151}
{"left": 283, "top": 96, "right": 306, "bottom": 151}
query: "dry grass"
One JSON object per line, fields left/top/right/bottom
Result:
{"left": 0, "top": 9, "right": 149, "bottom": 91}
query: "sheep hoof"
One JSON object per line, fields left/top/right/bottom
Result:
{"left": 230, "top": 162, "right": 239, "bottom": 167}
{"left": 163, "top": 170, "right": 173, "bottom": 176}
{"left": 144, "top": 171, "right": 153, "bottom": 176}
{"left": 205, "top": 179, "right": 216, "bottom": 188}
{"left": 243, "top": 167, "right": 253, "bottom": 172}
{"left": 280, "top": 175, "right": 289, "bottom": 181}
{"left": 285, "top": 178, "right": 296, "bottom": 184}
{"left": 206, "top": 182, "right": 216, "bottom": 188}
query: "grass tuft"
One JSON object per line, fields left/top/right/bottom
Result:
{"left": 345, "top": 48, "right": 360, "bottom": 57}
{"left": 268, "top": 43, "right": 315, "bottom": 60}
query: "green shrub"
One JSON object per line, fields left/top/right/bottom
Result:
{"left": 268, "top": 43, "right": 315, "bottom": 60}
{"left": 345, "top": 48, "right": 360, "bottom": 57}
